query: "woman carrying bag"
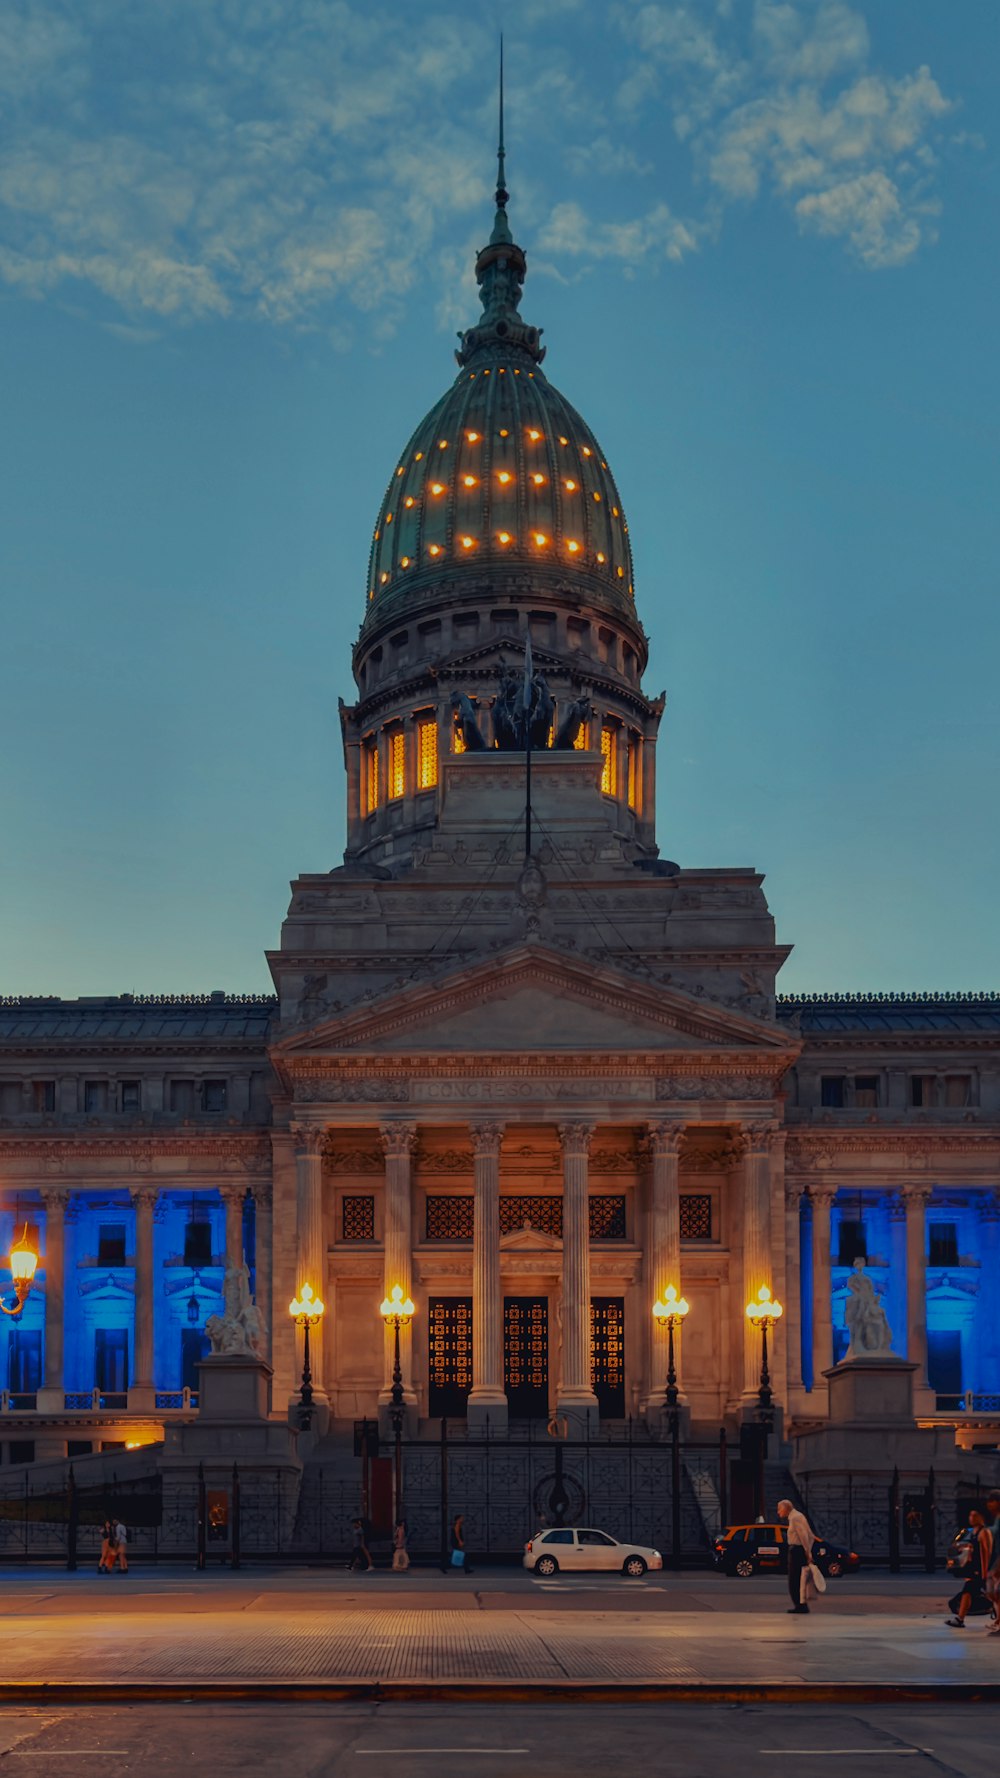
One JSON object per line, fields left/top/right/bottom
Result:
{"left": 449, "top": 1513, "right": 473, "bottom": 1575}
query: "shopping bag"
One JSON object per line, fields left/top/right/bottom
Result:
{"left": 808, "top": 1562, "right": 827, "bottom": 1594}
{"left": 450, "top": 1548, "right": 466, "bottom": 1568}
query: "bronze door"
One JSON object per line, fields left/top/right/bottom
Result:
{"left": 590, "top": 1297, "right": 626, "bottom": 1418}
{"left": 428, "top": 1296, "right": 473, "bottom": 1417}
{"left": 504, "top": 1297, "right": 548, "bottom": 1418}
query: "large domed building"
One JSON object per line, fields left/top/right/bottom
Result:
{"left": 0, "top": 111, "right": 997, "bottom": 1560}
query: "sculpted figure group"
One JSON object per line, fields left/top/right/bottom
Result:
{"left": 451, "top": 666, "right": 590, "bottom": 754}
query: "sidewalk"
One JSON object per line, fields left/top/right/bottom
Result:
{"left": 0, "top": 1570, "right": 997, "bottom": 1700}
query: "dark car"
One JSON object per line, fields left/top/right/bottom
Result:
{"left": 712, "top": 1521, "right": 860, "bottom": 1578}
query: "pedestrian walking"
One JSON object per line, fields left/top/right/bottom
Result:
{"left": 111, "top": 1518, "right": 129, "bottom": 1573}
{"left": 984, "top": 1491, "right": 1000, "bottom": 1634}
{"left": 945, "top": 1508, "right": 992, "bottom": 1628}
{"left": 97, "top": 1517, "right": 114, "bottom": 1572}
{"left": 449, "top": 1513, "right": 473, "bottom": 1575}
{"left": 347, "top": 1517, "right": 374, "bottom": 1573}
{"left": 391, "top": 1519, "right": 410, "bottom": 1572}
{"left": 778, "top": 1497, "right": 818, "bottom": 1614}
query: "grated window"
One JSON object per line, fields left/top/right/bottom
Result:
{"left": 388, "top": 729, "right": 405, "bottom": 800}
{"left": 600, "top": 725, "right": 616, "bottom": 794}
{"left": 416, "top": 716, "right": 438, "bottom": 790}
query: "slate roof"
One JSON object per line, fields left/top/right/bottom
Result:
{"left": 776, "top": 993, "right": 1000, "bottom": 1036}
{"left": 0, "top": 994, "right": 276, "bottom": 1045}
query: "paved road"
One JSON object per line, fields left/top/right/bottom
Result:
{"left": 0, "top": 1703, "right": 994, "bottom": 1777}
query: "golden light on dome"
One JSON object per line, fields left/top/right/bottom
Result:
{"left": 531, "top": 472, "right": 545, "bottom": 485}
{"left": 593, "top": 491, "right": 602, "bottom": 502}
{"left": 528, "top": 428, "right": 541, "bottom": 441}
{"left": 534, "top": 532, "right": 548, "bottom": 546}
{"left": 385, "top": 511, "right": 393, "bottom": 522}
{"left": 466, "top": 430, "right": 480, "bottom": 442}
{"left": 460, "top": 535, "right": 475, "bottom": 549}
{"left": 498, "top": 530, "right": 512, "bottom": 544}
{"left": 617, "top": 565, "right": 625, "bottom": 577}
{"left": 497, "top": 471, "right": 512, "bottom": 485}
{"left": 499, "top": 428, "right": 509, "bottom": 437}
{"left": 396, "top": 466, "right": 405, "bottom": 477}
{"left": 596, "top": 552, "right": 606, "bottom": 564}
{"left": 415, "top": 451, "right": 424, "bottom": 461}
{"left": 559, "top": 435, "right": 568, "bottom": 445}
{"left": 582, "top": 446, "right": 592, "bottom": 457}
{"left": 431, "top": 482, "right": 444, "bottom": 495}
{"left": 400, "top": 555, "right": 410, "bottom": 567}
{"left": 428, "top": 544, "right": 442, "bottom": 556}
{"left": 567, "top": 540, "right": 580, "bottom": 553}
{"left": 438, "top": 439, "right": 448, "bottom": 449}
{"left": 462, "top": 474, "right": 478, "bottom": 487}
{"left": 380, "top": 571, "right": 389, "bottom": 583}
{"left": 612, "top": 506, "right": 619, "bottom": 516}
{"left": 404, "top": 496, "right": 415, "bottom": 507}
{"left": 564, "top": 479, "right": 577, "bottom": 491}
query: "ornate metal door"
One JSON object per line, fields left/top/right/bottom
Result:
{"left": 428, "top": 1297, "right": 473, "bottom": 1417}
{"left": 504, "top": 1297, "right": 549, "bottom": 1418}
{"left": 590, "top": 1297, "right": 625, "bottom": 1418}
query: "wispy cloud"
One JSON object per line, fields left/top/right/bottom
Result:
{"left": 0, "top": 0, "right": 966, "bottom": 337}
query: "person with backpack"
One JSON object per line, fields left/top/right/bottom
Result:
{"left": 945, "top": 1508, "right": 992, "bottom": 1627}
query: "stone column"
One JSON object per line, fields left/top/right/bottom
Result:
{"left": 379, "top": 1123, "right": 417, "bottom": 1419}
{"left": 809, "top": 1186, "right": 836, "bottom": 1404}
{"left": 219, "top": 1182, "right": 247, "bottom": 1272}
{"left": 783, "top": 1182, "right": 804, "bottom": 1402}
{"left": 129, "top": 1185, "right": 158, "bottom": 1410}
{"left": 904, "top": 1183, "right": 934, "bottom": 1409}
{"left": 741, "top": 1127, "right": 775, "bottom": 1398}
{"left": 975, "top": 1192, "right": 1000, "bottom": 1403}
{"left": 252, "top": 1182, "right": 273, "bottom": 1364}
{"left": 643, "top": 1122, "right": 684, "bottom": 1414}
{"left": 468, "top": 1121, "right": 507, "bottom": 1432}
{"left": 292, "top": 1126, "right": 328, "bottom": 1403}
{"left": 557, "top": 1122, "right": 599, "bottom": 1429}
{"left": 36, "top": 1187, "right": 68, "bottom": 1411}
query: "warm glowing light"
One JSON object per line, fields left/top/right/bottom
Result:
{"left": 498, "top": 530, "right": 511, "bottom": 544}
{"left": 497, "top": 471, "right": 512, "bottom": 485}
{"left": 400, "top": 555, "right": 410, "bottom": 567}
{"left": 596, "top": 552, "right": 605, "bottom": 564}
{"left": 404, "top": 496, "right": 415, "bottom": 507}
{"left": 461, "top": 535, "right": 475, "bottom": 549}
{"left": 374, "top": 529, "right": 380, "bottom": 541}
{"left": 466, "top": 430, "right": 480, "bottom": 442}
{"left": 582, "top": 447, "right": 592, "bottom": 456}
{"left": 559, "top": 435, "right": 568, "bottom": 445}
{"left": 396, "top": 466, "right": 405, "bottom": 477}
{"left": 534, "top": 532, "right": 547, "bottom": 546}
{"left": 499, "top": 428, "right": 509, "bottom": 437}
{"left": 617, "top": 566, "right": 625, "bottom": 577}
{"left": 462, "top": 474, "right": 477, "bottom": 487}
{"left": 528, "top": 428, "right": 541, "bottom": 441}
{"left": 653, "top": 1284, "right": 690, "bottom": 1325}
{"left": 389, "top": 728, "right": 405, "bottom": 799}
{"left": 431, "top": 482, "right": 444, "bottom": 495}
{"left": 9, "top": 1229, "right": 37, "bottom": 1286}
{"left": 531, "top": 472, "right": 545, "bottom": 485}
{"left": 593, "top": 491, "right": 602, "bottom": 502}
{"left": 564, "top": 479, "right": 577, "bottom": 491}
{"left": 289, "top": 1281, "right": 325, "bottom": 1322}
{"left": 417, "top": 715, "right": 437, "bottom": 791}
{"left": 380, "top": 1282, "right": 416, "bottom": 1321}
{"left": 415, "top": 451, "right": 424, "bottom": 461}
{"left": 428, "top": 543, "right": 442, "bottom": 556}
{"left": 746, "top": 1284, "right": 783, "bottom": 1325}
{"left": 567, "top": 540, "right": 580, "bottom": 553}
{"left": 612, "top": 506, "right": 619, "bottom": 516}
{"left": 380, "top": 571, "right": 389, "bottom": 584}
{"left": 439, "top": 439, "right": 448, "bottom": 448}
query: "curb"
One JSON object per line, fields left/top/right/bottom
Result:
{"left": 2, "top": 1680, "right": 1000, "bottom": 1705}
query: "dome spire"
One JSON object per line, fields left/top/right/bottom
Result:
{"left": 455, "top": 40, "right": 545, "bottom": 369}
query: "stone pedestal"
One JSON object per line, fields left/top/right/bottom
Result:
{"left": 792, "top": 1356, "right": 961, "bottom": 1484}
{"left": 159, "top": 1356, "right": 302, "bottom": 1555}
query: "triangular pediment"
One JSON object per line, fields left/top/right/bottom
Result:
{"left": 276, "top": 942, "right": 795, "bottom": 1059}
{"left": 500, "top": 1223, "right": 562, "bottom": 1252}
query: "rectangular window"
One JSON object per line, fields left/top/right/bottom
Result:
{"left": 97, "top": 1224, "right": 127, "bottom": 1267}
{"left": 8, "top": 1440, "right": 35, "bottom": 1464}
{"left": 820, "top": 1076, "right": 845, "bottom": 1108}
{"left": 854, "top": 1075, "right": 879, "bottom": 1108}
{"left": 600, "top": 725, "right": 616, "bottom": 794}
{"left": 94, "top": 1328, "right": 129, "bottom": 1394}
{"left": 426, "top": 1196, "right": 474, "bottom": 1241}
{"left": 31, "top": 1081, "right": 55, "bottom": 1113}
{"left": 416, "top": 715, "right": 438, "bottom": 790}
{"left": 84, "top": 1080, "right": 108, "bottom": 1114}
{"left": 342, "top": 1196, "right": 375, "bottom": 1241}
{"left": 184, "top": 1218, "right": 213, "bottom": 1267}
{"left": 120, "top": 1080, "right": 141, "bottom": 1112}
{"left": 202, "top": 1079, "right": 227, "bottom": 1113}
{"left": 680, "top": 1194, "right": 713, "bottom": 1241}
{"left": 170, "top": 1080, "right": 195, "bottom": 1114}
{"left": 627, "top": 734, "right": 642, "bottom": 812}
{"left": 837, "top": 1217, "right": 866, "bottom": 1266}
{"left": 944, "top": 1075, "right": 971, "bottom": 1108}
{"left": 364, "top": 736, "right": 379, "bottom": 814}
{"left": 928, "top": 1222, "right": 959, "bottom": 1267}
{"left": 388, "top": 728, "right": 406, "bottom": 799}
{"left": 911, "top": 1075, "right": 936, "bottom": 1108}
{"left": 7, "top": 1330, "right": 42, "bottom": 1394}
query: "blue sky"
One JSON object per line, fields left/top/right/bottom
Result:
{"left": 1, "top": 0, "right": 997, "bottom": 997}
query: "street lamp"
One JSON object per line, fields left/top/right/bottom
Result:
{"left": 652, "top": 1285, "right": 690, "bottom": 1572}
{"left": 745, "top": 1284, "right": 783, "bottom": 1519}
{"left": 288, "top": 1282, "right": 325, "bottom": 1430}
{"left": 1, "top": 1226, "right": 39, "bottom": 1319}
{"left": 380, "top": 1283, "right": 415, "bottom": 1523}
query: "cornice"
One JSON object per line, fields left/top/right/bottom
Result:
{"left": 0, "top": 1135, "right": 272, "bottom": 1167}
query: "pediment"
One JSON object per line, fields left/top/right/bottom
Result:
{"left": 500, "top": 1224, "right": 562, "bottom": 1252}
{"left": 276, "top": 943, "right": 794, "bottom": 1059}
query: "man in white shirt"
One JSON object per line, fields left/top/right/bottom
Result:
{"left": 778, "top": 1497, "right": 816, "bottom": 1614}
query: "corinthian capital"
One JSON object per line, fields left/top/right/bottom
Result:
{"left": 39, "top": 1185, "right": 70, "bottom": 1210}
{"left": 291, "top": 1123, "right": 326, "bottom": 1158}
{"left": 558, "top": 1121, "right": 594, "bottom": 1158}
{"left": 379, "top": 1122, "right": 417, "bottom": 1160}
{"left": 130, "top": 1185, "right": 159, "bottom": 1213}
{"left": 809, "top": 1185, "right": 838, "bottom": 1210}
{"left": 470, "top": 1122, "right": 504, "bottom": 1158}
{"left": 646, "top": 1121, "right": 685, "bottom": 1160}
{"left": 902, "top": 1183, "right": 934, "bottom": 1210}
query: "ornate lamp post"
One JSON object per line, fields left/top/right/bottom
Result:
{"left": 288, "top": 1282, "right": 325, "bottom": 1431}
{"left": 380, "top": 1283, "right": 416, "bottom": 1524}
{"left": 745, "top": 1284, "right": 783, "bottom": 1517}
{"left": 1, "top": 1226, "right": 39, "bottom": 1319}
{"left": 653, "top": 1285, "right": 690, "bottom": 1572}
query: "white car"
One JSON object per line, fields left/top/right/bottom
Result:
{"left": 523, "top": 1526, "right": 663, "bottom": 1578}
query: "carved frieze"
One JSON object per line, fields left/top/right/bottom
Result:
{"left": 656, "top": 1073, "right": 778, "bottom": 1101}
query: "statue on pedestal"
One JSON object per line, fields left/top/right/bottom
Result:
{"left": 205, "top": 1261, "right": 266, "bottom": 1359}
{"left": 844, "top": 1258, "right": 893, "bottom": 1359}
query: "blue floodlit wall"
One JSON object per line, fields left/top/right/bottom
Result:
{"left": 2, "top": 1192, "right": 258, "bottom": 1395}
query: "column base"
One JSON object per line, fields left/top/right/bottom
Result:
{"left": 467, "top": 1390, "right": 508, "bottom": 1435}
{"left": 35, "top": 1386, "right": 65, "bottom": 1413}
{"left": 127, "top": 1384, "right": 156, "bottom": 1413}
{"left": 555, "top": 1389, "right": 600, "bottom": 1438}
